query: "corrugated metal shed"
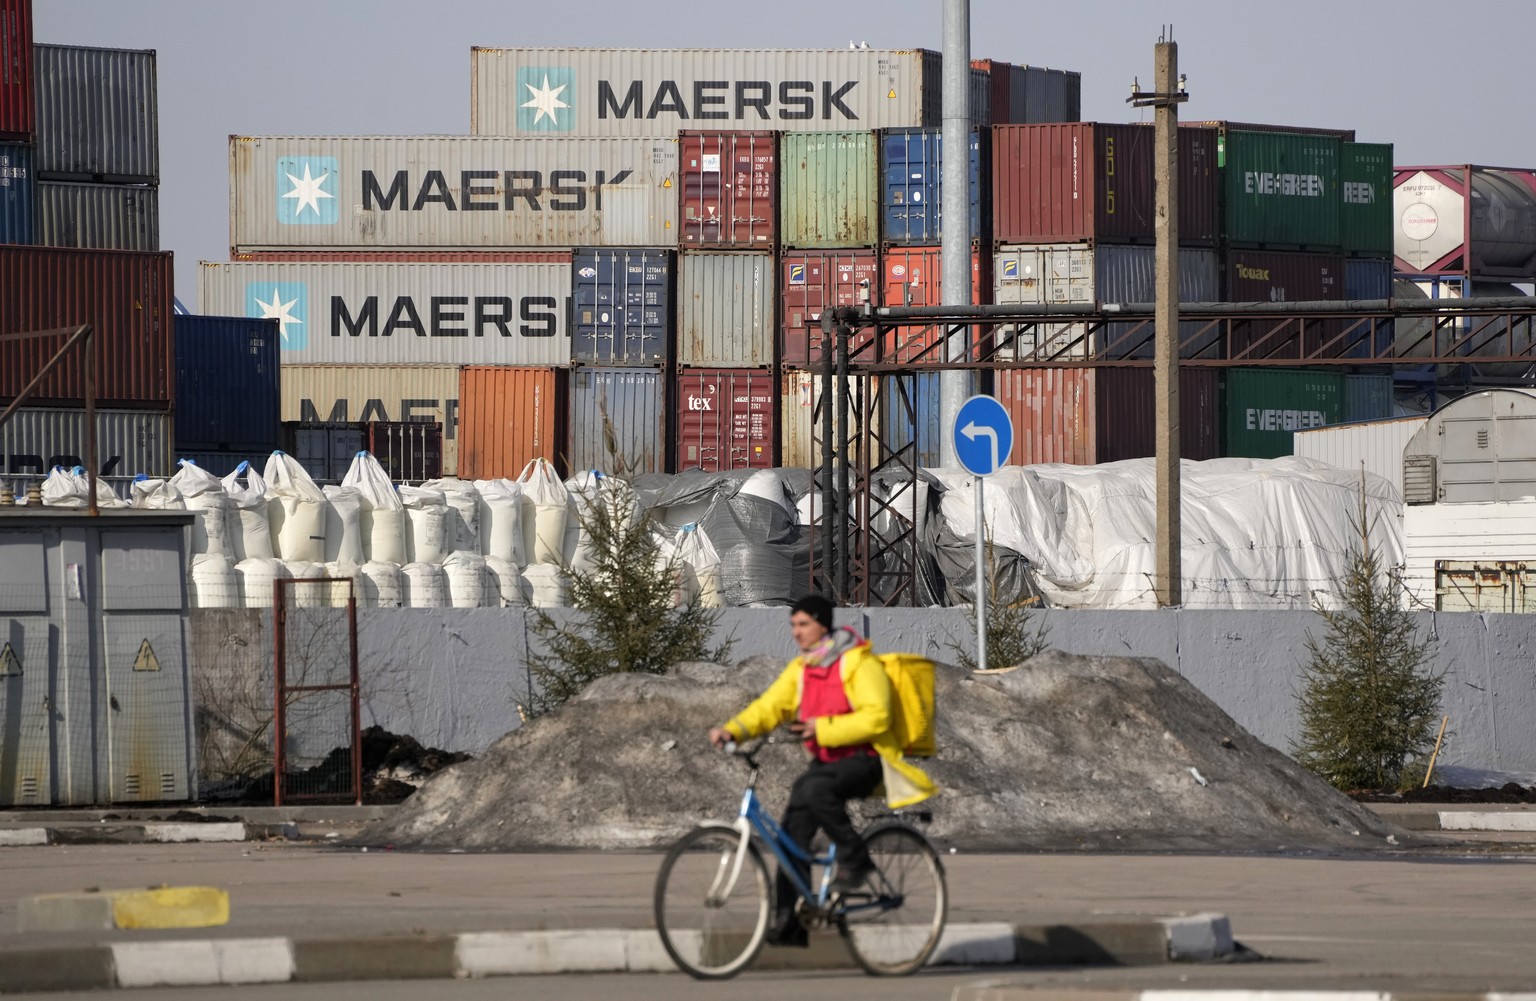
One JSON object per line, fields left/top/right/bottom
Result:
{"left": 568, "top": 367, "right": 665, "bottom": 475}
{"left": 1293, "top": 415, "right": 1426, "bottom": 492}
{"left": 33, "top": 44, "right": 158, "bottom": 183}
{"left": 677, "top": 251, "right": 773, "bottom": 368}
{"left": 779, "top": 131, "right": 878, "bottom": 249}
{"left": 0, "top": 407, "right": 170, "bottom": 477}
{"left": 174, "top": 314, "right": 280, "bottom": 452}
{"left": 35, "top": 181, "right": 158, "bottom": 251}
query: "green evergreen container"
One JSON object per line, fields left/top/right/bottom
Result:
{"left": 1343, "top": 372, "right": 1393, "bottom": 422}
{"left": 1223, "top": 368, "right": 1344, "bottom": 458}
{"left": 1340, "top": 142, "right": 1393, "bottom": 257}
{"left": 780, "top": 131, "right": 879, "bottom": 249}
{"left": 1220, "top": 130, "right": 1341, "bottom": 250}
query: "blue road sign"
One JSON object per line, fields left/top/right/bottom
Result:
{"left": 952, "top": 395, "right": 1014, "bottom": 477}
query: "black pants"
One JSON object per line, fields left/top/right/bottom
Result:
{"left": 775, "top": 753, "right": 883, "bottom": 919}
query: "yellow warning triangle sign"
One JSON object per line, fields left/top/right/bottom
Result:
{"left": 132, "top": 639, "right": 161, "bottom": 673}
{"left": 888, "top": 88, "right": 897, "bottom": 99}
{"left": 0, "top": 642, "right": 20, "bottom": 676}
{"left": 662, "top": 177, "right": 672, "bottom": 188}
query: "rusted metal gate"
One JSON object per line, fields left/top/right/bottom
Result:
{"left": 272, "top": 576, "right": 361, "bottom": 806}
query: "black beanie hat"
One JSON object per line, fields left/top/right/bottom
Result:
{"left": 791, "top": 593, "right": 835, "bottom": 633}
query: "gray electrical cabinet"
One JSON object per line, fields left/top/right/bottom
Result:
{"left": 0, "top": 510, "right": 196, "bottom": 806}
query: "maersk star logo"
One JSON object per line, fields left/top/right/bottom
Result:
{"left": 516, "top": 66, "right": 575, "bottom": 132}
{"left": 247, "top": 282, "right": 308, "bottom": 351}
{"left": 275, "top": 156, "right": 339, "bottom": 225}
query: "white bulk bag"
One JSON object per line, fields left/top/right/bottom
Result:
{"left": 188, "top": 553, "right": 240, "bottom": 609}
{"left": 342, "top": 452, "right": 406, "bottom": 564}
{"left": 399, "top": 485, "right": 450, "bottom": 565}
{"left": 442, "top": 551, "right": 491, "bottom": 608}
{"left": 474, "top": 479, "right": 525, "bottom": 566}
{"left": 222, "top": 462, "right": 274, "bottom": 562}
{"left": 563, "top": 470, "right": 643, "bottom": 572}
{"left": 130, "top": 476, "right": 183, "bottom": 510}
{"left": 321, "top": 486, "right": 367, "bottom": 566}
{"left": 357, "top": 560, "right": 404, "bottom": 609}
{"left": 401, "top": 562, "right": 448, "bottom": 608}
{"left": 279, "top": 561, "right": 326, "bottom": 608}
{"left": 263, "top": 452, "right": 327, "bottom": 563}
{"left": 515, "top": 459, "right": 568, "bottom": 566}
{"left": 169, "top": 461, "right": 233, "bottom": 555}
{"left": 235, "top": 558, "right": 286, "bottom": 609}
{"left": 484, "top": 556, "right": 527, "bottom": 607}
{"left": 424, "top": 478, "right": 481, "bottom": 554}
{"left": 520, "top": 563, "right": 569, "bottom": 607}
{"left": 673, "top": 523, "right": 724, "bottom": 608}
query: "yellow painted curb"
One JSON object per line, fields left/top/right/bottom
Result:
{"left": 110, "top": 886, "right": 230, "bottom": 929}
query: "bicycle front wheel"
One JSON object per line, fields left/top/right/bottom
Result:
{"left": 654, "top": 824, "right": 771, "bottom": 980}
{"left": 839, "top": 823, "right": 948, "bottom": 976}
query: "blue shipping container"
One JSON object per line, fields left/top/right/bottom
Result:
{"left": 0, "top": 142, "right": 34, "bottom": 245}
{"left": 174, "top": 314, "right": 281, "bottom": 451}
{"left": 572, "top": 249, "right": 673, "bottom": 366}
{"left": 881, "top": 371, "right": 943, "bottom": 469}
{"left": 568, "top": 366, "right": 665, "bottom": 475}
{"left": 879, "top": 128, "right": 984, "bottom": 245}
{"left": 1340, "top": 258, "right": 1393, "bottom": 358}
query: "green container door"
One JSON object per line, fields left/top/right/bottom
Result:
{"left": 1224, "top": 368, "right": 1344, "bottom": 458}
{"left": 780, "top": 131, "right": 879, "bottom": 249}
{"left": 1340, "top": 142, "right": 1393, "bottom": 257}
{"left": 1343, "top": 372, "right": 1393, "bottom": 422}
{"left": 1220, "top": 130, "right": 1341, "bottom": 250}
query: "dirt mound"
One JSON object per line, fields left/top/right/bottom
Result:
{"left": 369, "top": 651, "right": 1417, "bottom": 852}
{"left": 1360, "top": 782, "right": 1536, "bottom": 805}
{"left": 237, "top": 727, "right": 473, "bottom": 805}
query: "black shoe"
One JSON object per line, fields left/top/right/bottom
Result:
{"left": 829, "top": 863, "right": 876, "bottom": 895}
{"left": 764, "top": 916, "right": 809, "bottom": 948}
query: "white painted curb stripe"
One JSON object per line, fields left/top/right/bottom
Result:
{"left": 1440, "top": 810, "right": 1536, "bottom": 832}
{"left": 142, "top": 823, "right": 248, "bottom": 843}
{"left": 0, "top": 828, "right": 49, "bottom": 846}
{"left": 456, "top": 930, "right": 628, "bottom": 977}
{"left": 111, "top": 938, "right": 294, "bottom": 988}
{"left": 1141, "top": 993, "right": 1390, "bottom": 1001}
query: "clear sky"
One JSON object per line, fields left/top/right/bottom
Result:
{"left": 33, "top": 0, "right": 1536, "bottom": 307}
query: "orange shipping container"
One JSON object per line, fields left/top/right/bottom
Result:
{"left": 457, "top": 366, "right": 567, "bottom": 480}
{"left": 880, "top": 246, "right": 987, "bottom": 364}
{"left": 994, "top": 368, "right": 1096, "bottom": 466}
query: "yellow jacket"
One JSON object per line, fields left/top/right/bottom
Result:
{"left": 722, "top": 636, "right": 937, "bottom": 809}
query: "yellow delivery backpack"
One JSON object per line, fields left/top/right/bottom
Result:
{"left": 876, "top": 653, "right": 937, "bottom": 758}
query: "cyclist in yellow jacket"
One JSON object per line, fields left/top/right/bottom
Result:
{"left": 708, "top": 594, "right": 936, "bottom": 947}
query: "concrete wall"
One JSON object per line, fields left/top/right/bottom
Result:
{"left": 187, "top": 607, "right": 1536, "bottom": 783}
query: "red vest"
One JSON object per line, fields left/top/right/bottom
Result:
{"left": 800, "top": 660, "right": 873, "bottom": 763}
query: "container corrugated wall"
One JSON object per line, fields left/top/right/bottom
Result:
{"left": 457, "top": 366, "right": 565, "bottom": 479}
{"left": 198, "top": 260, "right": 572, "bottom": 367}
{"left": 173, "top": 315, "right": 280, "bottom": 452}
{"left": 568, "top": 367, "right": 665, "bottom": 475}
{"left": 880, "top": 247, "right": 985, "bottom": 363}
{"left": 0, "top": 0, "right": 33, "bottom": 139}
{"left": 0, "top": 246, "right": 173, "bottom": 407}
{"left": 0, "top": 140, "right": 33, "bottom": 244}
{"left": 1223, "top": 369, "right": 1344, "bottom": 458}
{"left": 1344, "top": 257, "right": 1392, "bottom": 300}
{"left": 231, "top": 250, "right": 574, "bottom": 264}
{"left": 280, "top": 365, "right": 461, "bottom": 475}
{"left": 778, "top": 370, "right": 877, "bottom": 469}
{"left": 1225, "top": 250, "right": 1344, "bottom": 301}
{"left": 1219, "top": 130, "right": 1341, "bottom": 250}
{"left": 677, "top": 251, "right": 773, "bottom": 367}
{"left": 995, "top": 368, "right": 1096, "bottom": 465}
{"left": 1292, "top": 416, "right": 1426, "bottom": 489}
{"left": 35, "top": 181, "right": 158, "bottom": 251}
{"left": 1341, "top": 142, "right": 1393, "bottom": 258}
{"left": 1342, "top": 373, "right": 1393, "bottom": 423}
{"left": 33, "top": 44, "right": 157, "bottom": 183}
{"left": 571, "top": 249, "right": 673, "bottom": 366}
{"left": 469, "top": 48, "right": 938, "bottom": 136}
{"left": 674, "top": 368, "right": 776, "bottom": 471}
{"left": 1094, "top": 369, "right": 1221, "bottom": 462}
{"left": 971, "top": 60, "right": 1080, "bottom": 124}
{"left": 780, "top": 131, "right": 878, "bottom": 249}
{"left": 881, "top": 371, "right": 943, "bottom": 468}
{"left": 229, "top": 135, "right": 678, "bottom": 250}
{"left": 779, "top": 250, "right": 879, "bottom": 366}
{"left": 678, "top": 131, "right": 777, "bottom": 249}
{"left": 0, "top": 407, "right": 170, "bottom": 477}
{"left": 878, "top": 128, "right": 984, "bottom": 245}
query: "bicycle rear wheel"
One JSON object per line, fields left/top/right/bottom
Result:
{"left": 654, "top": 824, "right": 771, "bottom": 980}
{"left": 838, "top": 823, "right": 948, "bottom": 976}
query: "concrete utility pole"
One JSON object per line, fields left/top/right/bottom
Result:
{"left": 1129, "top": 31, "right": 1188, "bottom": 607}
{"left": 938, "top": 0, "right": 972, "bottom": 466}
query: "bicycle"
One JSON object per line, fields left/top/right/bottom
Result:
{"left": 653, "top": 736, "right": 948, "bottom": 979}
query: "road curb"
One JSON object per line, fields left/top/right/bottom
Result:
{"left": 952, "top": 991, "right": 1536, "bottom": 1001}
{"left": 1, "top": 823, "right": 274, "bottom": 847}
{"left": 0, "top": 915, "right": 1233, "bottom": 991}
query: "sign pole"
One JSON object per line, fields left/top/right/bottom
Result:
{"left": 974, "top": 472, "right": 987, "bottom": 671}
{"left": 954, "top": 393, "right": 1010, "bottom": 672}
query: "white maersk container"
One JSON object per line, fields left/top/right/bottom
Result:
{"left": 229, "top": 135, "right": 678, "bottom": 251}
{"left": 280, "top": 365, "right": 463, "bottom": 477}
{"left": 470, "top": 48, "right": 951, "bottom": 138}
{"left": 198, "top": 261, "right": 571, "bottom": 366}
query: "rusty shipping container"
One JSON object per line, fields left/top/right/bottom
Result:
{"left": 994, "top": 367, "right": 1095, "bottom": 466}
{"left": 779, "top": 250, "right": 879, "bottom": 366}
{"left": 780, "top": 131, "right": 879, "bottom": 249}
{"left": 674, "top": 367, "right": 776, "bottom": 472}
{"left": 281, "top": 364, "right": 461, "bottom": 476}
{"left": 568, "top": 367, "right": 665, "bottom": 475}
{"left": 33, "top": 44, "right": 158, "bottom": 183}
{"left": 229, "top": 135, "right": 678, "bottom": 251}
{"left": 231, "top": 250, "right": 571, "bottom": 263}
{"left": 1094, "top": 368, "right": 1221, "bottom": 463}
{"left": 456, "top": 366, "right": 566, "bottom": 480}
{"left": 678, "top": 131, "right": 777, "bottom": 249}
{"left": 35, "top": 180, "right": 158, "bottom": 251}
{"left": 0, "top": 0, "right": 32, "bottom": 139}
{"left": 778, "top": 369, "right": 877, "bottom": 470}
{"left": 0, "top": 246, "right": 172, "bottom": 408}
{"left": 677, "top": 251, "right": 773, "bottom": 368}
{"left": 991, "top": 123, "right": 1219, "bottom": 246}
{"left": 880, "top": 246, "right": 987, "bottom": 364}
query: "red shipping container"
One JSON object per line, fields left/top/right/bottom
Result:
{"left": 1, "top": 246, "right": 173, "bottom": 408}
{"left": 674, "top": 368, "right": 777, "bottom": 472}
{"left": 231, "top": 250, "right": 572, "bottom": 263}
{"left": 994, "top": 367, "right": 1096, "bottom": 466}
{"left": 678, "top": 131, "right": 778, "bottom": 249}
{"left": 0, "top": 0, "right": 32, "bottom": 139}
{"left": 779, "top": 250, "right": 879, "bottom": 367}
{"left": 880, "top": 246, "right": 988, "bottom": 364}
{"left": 1094, "top": 367, "right": 1221, "bottom": 462}
{"left": 1225, "top": 249, "right": 1345, "bottom": 360}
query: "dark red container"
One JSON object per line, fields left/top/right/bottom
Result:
{"left": 1225, "top": 249, "right": 1346, "bottom": 359}
{"left": 0, "top": 0, "right": 32, "bottom": 139}
{"left": 1, "top": 246, "right": 174, "bottom": 408}
{"left": 779, "top": 250, "right": 879, "bottom": 366}
{"left": 674, "top": 367, "right": 777, "bottom": 472}
{"left": 678, "top": 131, "right": 778, "bottom": 250}
{"left": 991, "top": 123, "right": 1219, "bottom": 246}
{"left": 230, "top": 250, "right": 572, "bottom": 263}
{"left": 879, "top": 246, "right": 988, "bottom": 364}
{"left": 1094, "top": 368, "right": 1222, "bottom": 462}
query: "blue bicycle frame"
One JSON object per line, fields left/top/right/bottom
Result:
{"left": 732, "top": 785, "right": 890, "bottom": 919}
